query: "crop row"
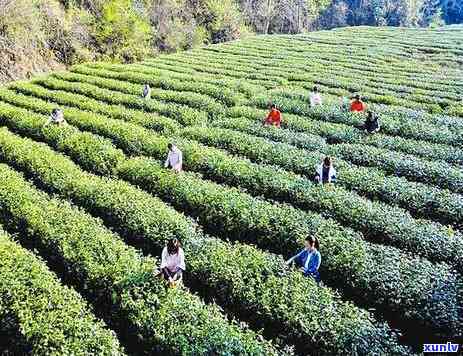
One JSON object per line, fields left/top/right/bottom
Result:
{"left": 5, "top": 83, "right": 461, "bottom": 227}
{"left": 158, "top": 49, "right": 461, "bottom": 114}
{"left": 120, "top": 156, "right": 463, "bottom": 340}
{"left": 212, "top": 35, "right": 458, "bottom": 76}
{"left": 0, "top": 127, "right": 408, "bottom": 355}
{"left": 198, "top": 46, "right": 452, "bottom": 91}
{"left": 0, "top": 87, "right": 461, "bottom": 245}
{"left": 71, "top": 64, "right": 243, "bottom": 106}
{"left": 328, "top": 143, "right": 463, "bottom": 193}
{"left": 0, "top": 228, "right": 124, "bottom": 355}
{"left": 30, "top": 75, "right": 213, "bottom": 123}
{"left": 163, "top": 57, "right": 441, "bottom": 116}
{"left": 285, "top": 72, "right": 459, "bottom": 110}
{"left": 265, "top": 87, "right": 463, "bottom": 133}
{"left": 205, "top": 38, "right": 462, "bottom": 89}
{"left": 209, "top": 42, "right": 461, "bottom": 98}
{"left": 188, "top": 121, "right": 463, "bottom": 226}
{"left": 227, "top": 103, "right": 462, "bottom": 151}
{"left": 212, "top": 115, "right": 463, "bottom": 166}
{"left": 84, "top": 61, "right": 262, "bottom": 98}
{"left": 251, "top": 95, "right": 463, "bottom": 146}
{"left": 228, "top": 104, "right": 463, "bottom": 193}
{"left": 0, "top": 104, "right": 460, "bottom": 340}
{"left": 8, "top": 90, "right": 463, "bottom": 266}
{"left": 291, "top": 31, "right": 463, "bottom": 59}
{"left": 207, "top": 38, "right": 461, "bottom": 81}
{"left": 213, "top": 116, "right": 328, "bottom": 150}
{"left": 50, "top": 71, "right": 225, "bottom": 118}
{"left": 221, "top": 112, "right": 462, "bottom": 223}
{"left": 2, "top": 85, "right": 180, "bottom": 135}
{"left": 142, "top": 59, "right": 281, "bottom": 88}
{"left": 151, "top": 52, "right": 459, "bottom": 113}
{"left": 177, "top": 125, "right": 463, "bottom": 263}
{"left": 10, "top": 79, "right": 208, "bottom": 127}
{"left": 279, "top": 55, "right": 459, "bottom": 94}
{"left": 268, "top": 84, "right": 463, "bottom": 134}
{"left": 0, "top": 149, "right": 279, "bottom": 355}
{"left": 49, "top": 72, "right": 224, "bottom": 117}
{"left": 2, "top": 89, "right": 461, "bottom": 261}
{"left": 5, "top": 83, "right": 461, "bottom": 228}
{"left": 85, "top": 60, "right": 461, "bottom": 132}
{"left": 12, "top": 73, "right": 463, "bottom": 190}
{"left": 148, "top": 56, "right": 287, "bottom": 85}
{"left": 170, "top": 49, "right": 460, "bottom": 103}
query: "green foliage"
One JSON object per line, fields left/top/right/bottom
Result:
{"left": 0, "top": 145, "right": 279, "bottom": 355}
{"left": 119, "top": 157, "right": 463, "bottom": 339}
{"left": 321, "top": 0, "right": 462, "bottom": 28}
{"left": 0, "top": 111, "right": 408, "bottom": 355}
{"left": 71, "top": 64, "right": 243, "bottom": 106}
{"left": 2, "top": 92, "right": 461, "bottom": 272}
{"left": 212, "top": 115, "right": 463, "bottom": 227}
{"left": 0, "top": 92, "right": 459, "bottom": 345}
{"left": 178, "top": 125, "right": 463, "bottom": 267}
{"left": 0, "top": 0, "right": 246, "bottom": 83}
{"left": 49, "top": 71, "right": 225, "bottom": 117}
{"left": 249, "top": 94, "right": 462, "bottom": 151}
{"left": 199, "top": 0, "right": 247, "bottom": 42}
{"left": 93, "top": 0, "right": 153, "bottom": 61}
{"left": 0, "top": 229, "right": 124, "bottom": 355}
{"left": 10, "top": 80, "right": 208, "bottom": 126}
{"left": 0, "top": 25, "right": 462, "bottom": 353}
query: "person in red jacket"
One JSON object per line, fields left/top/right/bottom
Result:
{"left": 350, "top": 94, "right": 366, "bottom": 113}
{"left": 263, "top": 104, "right": 282, "bottom": 127}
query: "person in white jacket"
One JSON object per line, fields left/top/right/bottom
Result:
{"left": 314, "top": 156, "right": 337, "bottom": 184}
{"left": 158, "top": 238, "right": 185, "bottom": 287}
{"left": 165, "top": 143, "right": 183, "bottom": 173}
{"left": 309, "top": 86, "right": 323, "bottom": 107}
{"left": 44, "top": 108, "right": 66, "bottom": 126}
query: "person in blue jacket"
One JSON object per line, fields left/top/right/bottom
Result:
{"left": 285, "top": 236, "right": 321, "bottom": 282}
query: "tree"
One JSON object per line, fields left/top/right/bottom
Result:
{"left": 440, "top": 0, "right": 463, "bottom": 24}
{"left": 419, "top": 0, "right": 440, "bottom": 26}
{"left": 149, "top": 0, "right": 200, "bottom": 51}
{"left": 319, "top": 0, "right": 350, "bottom": 29}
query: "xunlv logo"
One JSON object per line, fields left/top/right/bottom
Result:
{"left": 423, "top": 342, "right": 460, "bottom": 353}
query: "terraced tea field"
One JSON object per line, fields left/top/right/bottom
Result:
{"left": 0, "top": 26, "right": 462, "bottom": 355}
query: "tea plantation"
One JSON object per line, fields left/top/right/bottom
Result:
{"left": 0, "top": 26, "right": 462, "bottom": 355}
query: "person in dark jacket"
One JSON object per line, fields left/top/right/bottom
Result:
{"left": 142, "top": 84, "right": 151, "bottom": 100}
{"left": 363, "top": 111, "right": 380, "bottom": 134}
{"left": 286, "top": 236, "right": 321, "bottom": 282}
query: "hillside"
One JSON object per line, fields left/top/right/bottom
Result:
{"left": 0, "top": 26, "right": 462, "bottom": 354}
{"left": 1, "top": 1, "right": 462, "bottom": 84}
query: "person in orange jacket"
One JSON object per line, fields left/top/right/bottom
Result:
{"left": 263, "top": 104, "right": 282, "bottom": 128}
{"left": 350, "top": 94, "right": 366, "bottom": 113}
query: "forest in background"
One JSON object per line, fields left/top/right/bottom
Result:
{"left": 0, "top": 0, "right": 462, "bottom": 83}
